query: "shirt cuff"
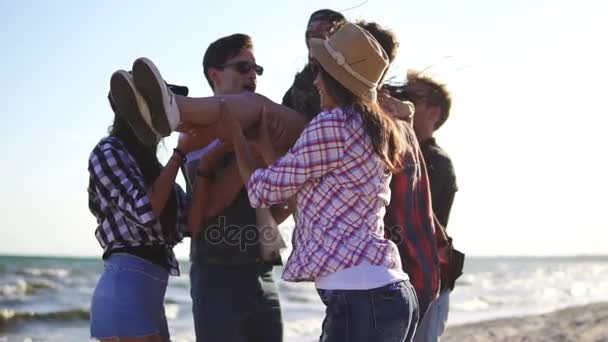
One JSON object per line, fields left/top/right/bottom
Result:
{"left": 247, "top": 168, "right": 266, "bottom": 208}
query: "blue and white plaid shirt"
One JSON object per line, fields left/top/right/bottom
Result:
{"left": 87, "top": 136, "right": 188, "bottom": 275}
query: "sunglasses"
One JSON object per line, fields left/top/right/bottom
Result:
{"left": 383, "top": 84, "right": 428, "bottom": 103}
{"left": 219, "top": 61, "right": 264, "bottom": 76}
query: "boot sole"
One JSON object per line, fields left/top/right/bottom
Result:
{"left": 110, "top": 71, "right": 159, "bottom": 146}
{"left": 132, "top": 57, "right": 173, "bottom": 136}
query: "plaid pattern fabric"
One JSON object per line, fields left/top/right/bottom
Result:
{"left": 384, "top": 122, "right": 441, "bottom": 316}
{"left": 87, "top": 137, "right": 187, "bottom": 276}
{"left": 247, "top": 108, "right": 402, "bottom": 282}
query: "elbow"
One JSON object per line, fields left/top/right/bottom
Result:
{"left": 188, "top": 215, "right": 204, "bottom": 239}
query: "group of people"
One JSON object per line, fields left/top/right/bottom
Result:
{"left": 87, "top": 8, "right": 459, "bottom": 342}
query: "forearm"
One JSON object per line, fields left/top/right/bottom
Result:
{"left": 188, "top": 175, "right": 210, "bottom": 238}
{"left": 265, "top": 158, "right": 296, "bottom": 223}
{"left": 232, "top": 126, "right": 259, "bottom": 186}
{"left": 147, "top": 154, "right": 182, "bottom": 218}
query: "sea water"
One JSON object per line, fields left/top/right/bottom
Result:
{"left": 1, "top": 255, "right": 607, "bottom": 341}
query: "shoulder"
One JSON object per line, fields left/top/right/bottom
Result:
{"left": 429, "top": 144, "right": 454, "bottom": 167}
{"left": 89, "top": 136, "right": 131, "bottom": 164}
{"left": 305, "top": 108, "right": 350, "bottom": 134}
{"left": 93, "top": 136, "right": 126, "bottom": 153}
{"left": 291, "top": 108, "right": 348, "bottom": 151}
{"left": 422, "top": 140, "right": 451, "bottom": 162}
{"left": 310, "top": 107, "right": 349, "bottom": 124}
{"left": 423, "top": 142, "right": 456, "bottom": 180}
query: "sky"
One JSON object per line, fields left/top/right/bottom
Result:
{"left": 1, "top": 0, "right": 607, "bottom": 259}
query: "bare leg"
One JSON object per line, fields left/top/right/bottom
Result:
{"left": 129, "top": 57, "right": 308, "bottom": 153}
{"left": 176, "top": 93, "right": 308, "bottom": 155}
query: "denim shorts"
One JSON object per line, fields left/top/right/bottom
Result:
{"left": 90, "top": 253, "right": 170, "bottom": 340}
{"left": 317, "top": 280, "right": 419, "bottom": 342}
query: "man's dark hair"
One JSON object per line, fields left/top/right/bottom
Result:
{"left": 203, "top": 34, "right": 253, "bottom": 91}
{"left": 356, "top": 21, "right": 399, "bottom": 64}
{"left": 407, "top": 70, "right": 452, "bottom": 130}
{"left": 306, "top": 9, "right": 346, "bottom": 42}
{"left": 308, "top": 9, "right": 345, "bottom": 25}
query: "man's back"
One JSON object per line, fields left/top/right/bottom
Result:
{"left": 385, "top": 122, "right": 441, "bottom": 318}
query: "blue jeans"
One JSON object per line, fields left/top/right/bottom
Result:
{"left": 413, "top": 290, "right": 450, "bottom": 342}
{"left": 90, "top": 254, "right": 170, "bottom": 340}
{"left": 190, "top": 263, "right": 283, "bottom": 342}
{"left": 317, "top": 280, "right": 419, "bottom": 342}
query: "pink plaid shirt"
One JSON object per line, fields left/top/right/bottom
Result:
{"left": 247, "top": 108, "right": 402, "bottom": 282}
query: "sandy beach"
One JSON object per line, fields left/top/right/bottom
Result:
{"left": 443, "top": 302, "right": 608, "bottom": 342}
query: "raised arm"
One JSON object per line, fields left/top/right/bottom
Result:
{"left": 220, "top": 106, "right": 346, "bottom": 208}
{"left": 89, "top": 138, "right": 196, "bottom": 225}
{"left": 186, "top": 141, "right": 240, "bottom": 238}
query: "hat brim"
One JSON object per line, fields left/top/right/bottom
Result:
{"left": 309, "top": 38, "right": 372, "bottom": 100}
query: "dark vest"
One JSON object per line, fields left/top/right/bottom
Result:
{"left": 190, "top": 189, "right": 263, "bottom": 266}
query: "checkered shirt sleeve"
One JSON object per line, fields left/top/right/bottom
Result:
{"left": 247, "top": 109, "right": 345, "bottom": 208}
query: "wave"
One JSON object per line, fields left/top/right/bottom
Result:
{"left": 0, "top": 279, "right": 57, "bottom": 299}
{"left": 0, "top": 308, "right": 89, "bottom": 327}
{"left": 17, "top": 268, "right": 70, "bottom": 278}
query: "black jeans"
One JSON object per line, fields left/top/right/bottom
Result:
{"left": 190, "top": 263, "right": 283, "bottom": 342}
{"left": 317, "top": 280, "right": 419, "bottom": 342}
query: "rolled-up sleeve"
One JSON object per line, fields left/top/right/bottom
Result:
{"left": 247, "top": 110, "right": 345, "bottom": 208}
{"left": 88, "top": 142, "right": 157, "bottom": 227}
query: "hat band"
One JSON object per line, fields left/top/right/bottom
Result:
{"left": 324, "top": 40, "right": 377, "bottom": 89}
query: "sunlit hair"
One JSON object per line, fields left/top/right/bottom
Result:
{"left": 356, "top": 20, "right": 399, "bottom": 64}
{"left": 318, "top": 67, "right": 407, "bottom": 173}
{"left": 407, "top": 70, "right": 452, "bottom": 130}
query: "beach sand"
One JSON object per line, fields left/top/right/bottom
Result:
{"left": 443, "top": 302, "right": 608, "bottom": 342}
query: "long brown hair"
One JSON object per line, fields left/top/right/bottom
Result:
{"left": 319, "top": 68, "right": 407, "bottom": 173}
{"left": 108, "top": 97, "right": 179, "bottom": 244}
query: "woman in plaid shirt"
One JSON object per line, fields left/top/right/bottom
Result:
{"left": 87, "top": 76, "right": 217, "bottom": 341}
{"left": 233, "top": 24, "right": 419, "bottom": 342}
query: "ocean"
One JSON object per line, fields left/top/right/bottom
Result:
{"left": 1, "top": 255, "right": 607, "bottom": 341}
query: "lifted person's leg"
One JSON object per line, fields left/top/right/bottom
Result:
{"left": 121, "top": 57, "right": 307, "bottom": 154}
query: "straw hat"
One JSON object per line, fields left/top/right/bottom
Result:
{"left": 309, "top": 23, "right": 389, "bottom": 101}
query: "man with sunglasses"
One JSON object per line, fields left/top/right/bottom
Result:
{"left": 186, "top": 33, "right": 284, "bottom": 342}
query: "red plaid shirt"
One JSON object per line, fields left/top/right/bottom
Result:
{"left": 384, "top": 122, "right": 443, "bottom": 316}
{"left": 248, "top": 108, "right": 402, "bottom": 282}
